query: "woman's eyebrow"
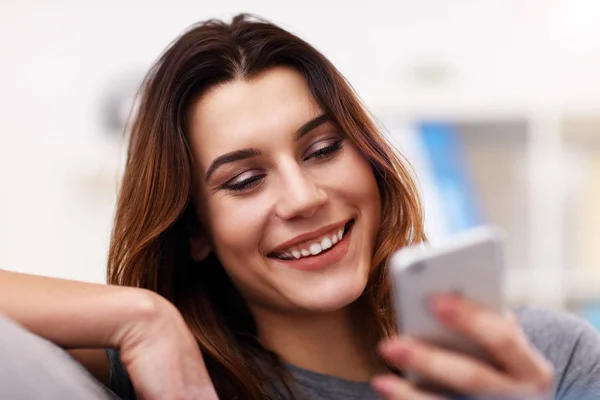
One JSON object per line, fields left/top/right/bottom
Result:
{"left": 294, "top": 113, "right": 330, "bottom": 141}
{"left": 205, "top": 148, "right": 261, "bottom": 181}
{"left": 204, "top": 113, "right": 330, "bottom": 182}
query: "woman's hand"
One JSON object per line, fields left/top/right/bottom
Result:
{"left": 372, "top": 295, "right": 554, "bottom": 399}
{"left": 110, "top": 290, "right": 219, "bottom": 400}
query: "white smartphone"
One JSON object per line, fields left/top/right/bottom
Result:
{"left": 389, "top": 226, "right": 505, "bottom": 383}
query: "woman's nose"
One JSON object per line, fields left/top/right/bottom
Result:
{"left": 275, "top": 167, "right": 327, "bottom": 220}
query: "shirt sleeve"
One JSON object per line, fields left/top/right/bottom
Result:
{"left": 105, "top": 349, "right": 136, "bottom": 400}
{"left": 517, "top": 306, "right": 600, "bottom": 400}
{"left": 554, "top": 315, "right": 600, "bottom": 399}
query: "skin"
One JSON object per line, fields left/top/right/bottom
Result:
{"left": 186, "top": 66, "right": 555, "bottom": 398}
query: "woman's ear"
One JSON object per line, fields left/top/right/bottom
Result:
{"left": 190, "top": 234, "right": 211, "bottom": 261}
{"left": 189, "top": 221, "right": 211, "bottom": 262}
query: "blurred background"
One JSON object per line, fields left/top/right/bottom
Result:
{"left": 1, "top": 0, "right": 600, "bottom": 326}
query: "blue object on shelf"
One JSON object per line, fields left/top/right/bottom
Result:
{"left": 417, "top": 122, "right": 483, "bottom": 234}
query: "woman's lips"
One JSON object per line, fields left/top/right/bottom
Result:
{"left": 267, "top": 220, "right": 351, "bottom": 259}
{"left": 271, "top": 221, "right": 354, "bottom": 271}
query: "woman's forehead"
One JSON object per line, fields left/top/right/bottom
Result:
{"left": 187, "top": 67, "right": 323, "bottom": 160}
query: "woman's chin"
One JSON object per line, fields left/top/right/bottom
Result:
{"left": 286, "top": 278, "right": 367, "bottom": 314}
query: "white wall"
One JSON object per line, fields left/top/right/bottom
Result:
{"left": 1, "top": 0, "right": 600, "bottom": 283}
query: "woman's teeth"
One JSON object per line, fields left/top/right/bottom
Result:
{"left": 277, "top": 228, "right": 345, "bottom": 260}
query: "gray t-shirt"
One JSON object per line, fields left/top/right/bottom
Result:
{"left": 107, "top": 307, "right": 600, "bottom": 399}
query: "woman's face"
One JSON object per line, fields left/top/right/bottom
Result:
{"left": 188, "top": 66, "right": 381, "bottom": 315}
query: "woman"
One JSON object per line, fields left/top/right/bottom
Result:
{"left": 1, "top": 14, "right": 599, "bottom": 400}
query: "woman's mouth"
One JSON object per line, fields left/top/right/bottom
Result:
{"left": 269, "top": 220, "right": 354, "bottom": 261}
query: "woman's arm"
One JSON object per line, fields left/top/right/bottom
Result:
{"left": 0, "top": 269, "right": 155, "bottom": 349}
{"left": 0, "top": 269, "right": 157, "bottom": 384}
{"left": 0, "top": 269, "right": 219, "bottom": 399}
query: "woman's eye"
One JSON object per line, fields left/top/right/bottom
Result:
{"left": 304, "top": 139, "right": 343, "bottom": 161}
{"left": 221, "top": 173, "right": 265, "bottom": 192}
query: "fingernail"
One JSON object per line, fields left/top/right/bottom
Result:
{"left": 371, "top": 375, "right": 397, "bottom": 397}
{"left": 379, "top": 339, "right": 412, "bottom": 364}
{"left": 428, "top": 295, "right": 458, "bottom": 319}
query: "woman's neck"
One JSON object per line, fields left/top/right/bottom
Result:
{"left": 253, "top": 299, "right": 388, "bottom": 382}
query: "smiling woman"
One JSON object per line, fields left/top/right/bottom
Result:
{"left": 1, "top": 13, "right": 600, "bottom": 400}
{"left": 107, "top": 15, "right": 423, "bottom": 398}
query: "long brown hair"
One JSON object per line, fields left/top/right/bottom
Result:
{"left": 108, "top": 14, "right": 425, "bottom": 399}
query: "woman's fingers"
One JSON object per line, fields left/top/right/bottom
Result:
{"left": 377, "top": 296, "right": 555, "bottom": 399}
{"left": 371, "top": 374, "right": 446, "bottom": 400}
{"left": 378, "top": 337, "right": 535, "bottom": 398}
{"left": 429, "top": 295, "right": 554, "bottom": 389}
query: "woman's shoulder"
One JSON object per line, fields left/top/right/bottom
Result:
{"left": 515, "top": 306, "right": 600, "bottom": 399}
{"left": 515, "top": 305, "right": 600, "bottom": 352}
{"left": 516, "top": 305, "right": 598, "bottom": 340}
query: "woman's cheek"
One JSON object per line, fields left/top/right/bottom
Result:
{"left": 211, "top": 195, "right": 271, "bottom": 253}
